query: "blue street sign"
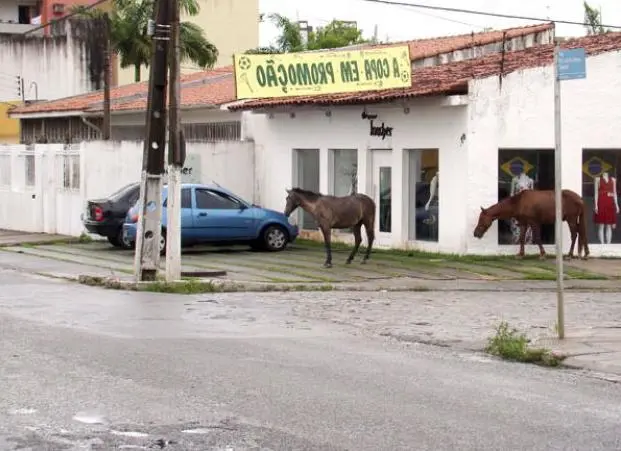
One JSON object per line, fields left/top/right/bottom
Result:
{"left": 557, "top": 48, "right": 586, "bottom": 80}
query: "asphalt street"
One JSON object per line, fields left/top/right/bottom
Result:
{"left": 2, "top": 268, "right": 621, "bottom": 450}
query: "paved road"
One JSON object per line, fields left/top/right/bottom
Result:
{"left": 2, "top": 270, "right": 621, "bottom": 450}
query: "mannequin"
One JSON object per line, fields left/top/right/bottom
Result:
{"left": 593, "top": 171, "right": 619, "bottom": 244}
{"left": 510, "top": 170, "right": 534, "bottom": 244}
{"left": 425, "top": 171, "right": 438, "bottom": 211}
{"left": 511, "top": 171, "right": 534, "bottom": 195}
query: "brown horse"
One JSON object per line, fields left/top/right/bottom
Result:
{"left": 473, "top": 189, "right": 589, "bottom": 260}
{"left": 284, "top": 188, "right": 376, "bottom": 268}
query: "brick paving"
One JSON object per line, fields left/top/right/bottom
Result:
{"left": 2, "top": 238, "right": 620, "bottom": 286}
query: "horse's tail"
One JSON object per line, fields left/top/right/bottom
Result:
{"left": 578, "top": 204, "right": 589, "bottom": 257}
{"left": 364, "top": 194, "right": 376, "bottom": 240}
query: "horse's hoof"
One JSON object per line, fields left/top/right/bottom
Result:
{"left": 345, "top": 260, "right": 352, "bottom": 265}
{"left": 360, "top": 260, "right": 367, "bottom": 265}
{"left": 539, "top": 255, "right": 547, "bottom": 260}
{"left": 324, "top": 263, "right": 332, "bottom": 268}
{"left": 515, "top": 254, "right": 524, "bottom": 260}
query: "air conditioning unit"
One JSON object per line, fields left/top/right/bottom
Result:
{"left": 52, "top": 3, "right": 65, "bottom": 14}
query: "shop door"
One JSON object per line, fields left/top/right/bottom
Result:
{"left": 293, "top": 149, "right": 320, "bottom": 229}
{"left": 371, "top": 149, "right": 393, "bottom": 246}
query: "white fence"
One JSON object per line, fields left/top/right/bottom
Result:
{"left": 0, "top": 140, "right": 256, "bottom": 237}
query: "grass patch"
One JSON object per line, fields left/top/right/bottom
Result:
{"left": 296, "top": 239, "right": 519, "bottom": 264}
{"left": 521, "top": 273, "right": 558, "bottom": 281}
{"left": 485, "top": 321, "right": 564, "bottom": 367}
{"left": 78, "top": 232, "right": 93, "bottom": 243}
{"left": 139, "top": 280, "right": 336, "bottom": 293}
{"left": 141, "top": 279, "right": 223, "bottom": 294}
{"left": 77, "top": 274, "right": 337, "bottom": 293}
{"left": 294, "top": 240, "right": 610, "bottom": 280}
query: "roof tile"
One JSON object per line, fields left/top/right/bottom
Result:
{"left": 10, "top": 66, "right": 235, "bottom": 116}
{"left": 5, "top": 22, "right": 558, "bottom": 117}
{"left": 231, "top": 32, "right": 621, "bottom": 110}
{"left": 368, "top": 22, "right": 553, "bottom": 60}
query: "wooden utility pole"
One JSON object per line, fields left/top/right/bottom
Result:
{"left": 102, "top": 12, "right": 111, "bottom": 140}
{"left": 165, "top": 0, "right": 183, "bottom": 281}
{"left": 133, "top": 0, "right": 171, "bottom": 281}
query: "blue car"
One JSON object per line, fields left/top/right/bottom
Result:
{"left": 122, "top": 183, "right": 298, "bottom": 254}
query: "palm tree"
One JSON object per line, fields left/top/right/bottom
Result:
{"left": 269, "top": 13, "right": 305, "bottom": 53}
{"left": 246, "top": 13, "right": 303, "bottom": 54}
{"left": 73, "top": 0, "right": 218, "bottom": 82}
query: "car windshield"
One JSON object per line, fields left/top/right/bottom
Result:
{"left": 109, "top": 183, "right": 138, "bottom": 201}
{"left": 220, "top": 189, "right": 248, "bottom": 205}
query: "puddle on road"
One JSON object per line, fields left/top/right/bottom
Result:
{"left": 460, "top": 353, "right": 494, "bottom": 363}
{"left": 72, "top": 412, "right": 108, "bottom": 425}
{"left": 111, "top": 430, "right": 149, "bottom": 438}
{"left": 181, "top": 428, "right": 211, "bottom": 434}
{"left": 8, "top": 408, "right": 37, "bottom": 415}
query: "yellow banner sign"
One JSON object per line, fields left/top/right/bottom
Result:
{"left": 233, "top": 45, "right": 411, "bottom": 100}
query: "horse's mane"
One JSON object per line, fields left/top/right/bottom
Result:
{"left": 484, "top": 191, "right": 521, "bottom": 215}
{"left": 502, "top": 192, "right": 522, "bottom": 204}
{"left": 290, "top": 187, "right": 323, "bottom": 199}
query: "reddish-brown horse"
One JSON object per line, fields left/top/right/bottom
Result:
{"left": 473, "top": 189, "right": 589, "bottom": 260}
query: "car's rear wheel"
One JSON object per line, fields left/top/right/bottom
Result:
{"left": 261, "top": 225, "right": 288, "bottom": 252}
{"left": 110, "top": 227, "right": 133, "bottom": 250}
{"left": 107, "top": 232, "right": 123, "bottom": 248}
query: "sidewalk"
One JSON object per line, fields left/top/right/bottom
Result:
{"left": 0, "top": 229, "right": 72, "bottom": 247}
{"left": 535, "top": 330, "right": 621, "bottom": 380}
{"left": 270, "top": 289, "right": 621, "bottom": 379}
{"left": 2, "top": 245, "right": 621, "bottom": 293}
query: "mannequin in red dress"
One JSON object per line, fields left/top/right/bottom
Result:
{"left": 593, "top": 171, "right": 619, "bottom": 244}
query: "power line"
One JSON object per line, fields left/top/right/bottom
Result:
{"left": 260, "top": 8, "right": 484, "bottom": 45}
{"left": 394, "top": 5, "right": 484, "bottom": 29}
{"left": 21, "top": 0, "right": 110, "bottom": 35}
{"left": 358, "top": 0, "right": 621, "bottom": 30}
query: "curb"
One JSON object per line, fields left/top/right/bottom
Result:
{"left": 560, "top": 355, "right": 621, "bottom": 379}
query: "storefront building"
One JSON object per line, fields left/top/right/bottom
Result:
{"left": 235, "top": 33, "right": 621, "bottom": 256}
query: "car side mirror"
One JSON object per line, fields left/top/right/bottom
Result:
{"left": 239, "top": 203, "right": 247, "bottom": 210}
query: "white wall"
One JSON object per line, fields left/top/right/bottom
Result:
{"left": 0, "top": 0, "right": 23, "bottom": 22}
{"left": 248, "top": 99, "right": 468, "bottom": 252}
{"left": 0, "top": 23, "right": 95, "bottom": 103}
{"left": 466, "top": 49, "right": 621, "bottom": 256}
{"left": 0, "top": 140, "right": 255, "bottom": 236}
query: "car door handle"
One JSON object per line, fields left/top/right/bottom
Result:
{"left": 198, "top": 212, "right": 207, "bottom": 217}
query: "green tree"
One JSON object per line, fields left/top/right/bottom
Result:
{"left": 307, "top": 20, "right": 367, "bottom": 50}
{"left": 583, "top": 1, "right": 608, "bottom": 35}
{"left": 73, "top": 0, "right": 218, "bottom": 82}
{"left": 246, "top": 15, "right": 368, "bottom": 54}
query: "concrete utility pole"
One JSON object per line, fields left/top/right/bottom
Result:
{"left": 165, "top": 0, "right": 184, "bottom": 282}
{"left": 553, "top": 42, "right": 564, "bottom": 339}
{"left": 134, "top": 0, "right": 171, "bottom": 281}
